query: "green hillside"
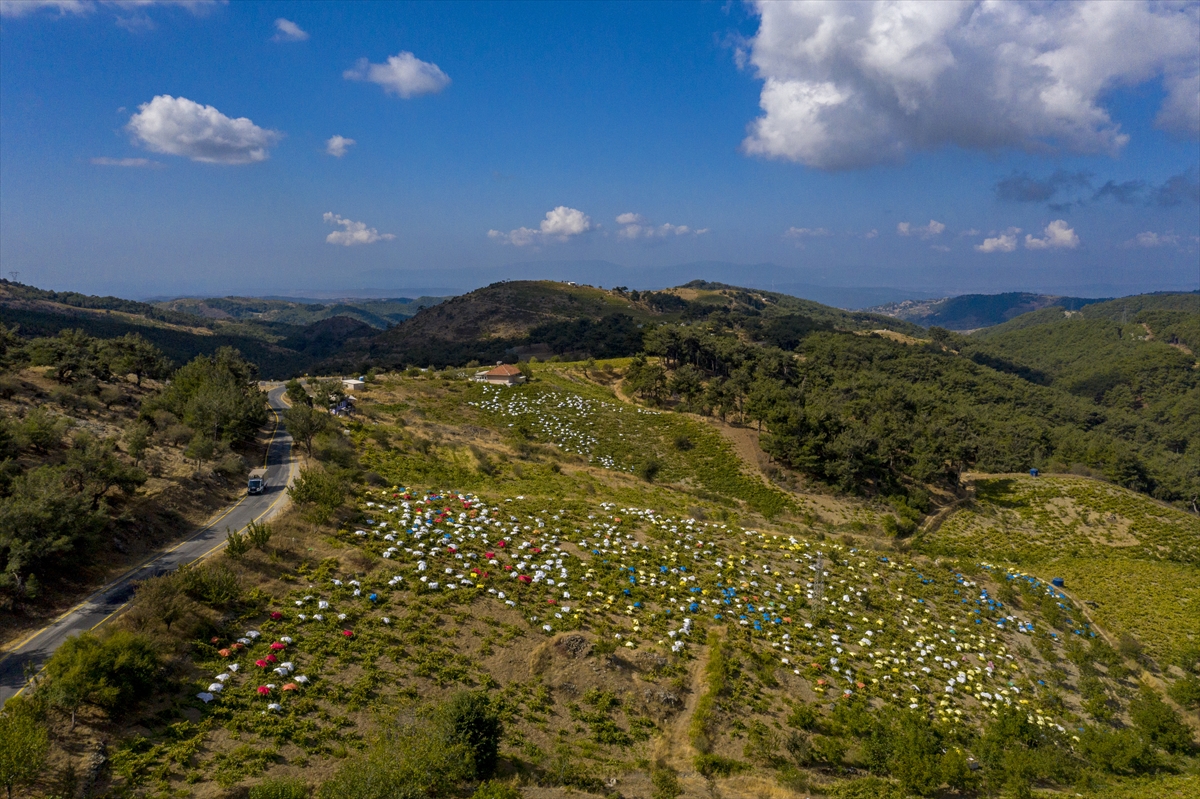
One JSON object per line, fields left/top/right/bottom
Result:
{"left": 354, "top": 279, "right": 924, "bottom": 371}
{"left": 0, "top": 281, "right": 374, "bottom": 379}
{"left": 12, "top": 364, "right": 1197, "bottom": 799}
{"left": 156, "top": 295, "right": 447, "bottom": 329}
{"left": 917, "top": 474, "right": 1200, "bottom": 662}
{"left": 959, "top": 293, "right": 1198, "bottom": 502}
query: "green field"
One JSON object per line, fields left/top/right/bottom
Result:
{"left": 917, "top": 475, "right": 1200, "bottom": 660}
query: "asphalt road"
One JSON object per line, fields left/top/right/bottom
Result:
{"left": 0, "top": 384, "right": 297, "bottom": 706}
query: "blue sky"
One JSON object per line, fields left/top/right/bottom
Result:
{"left": 1, "top": 0, "right": 1197, "bottom": 302}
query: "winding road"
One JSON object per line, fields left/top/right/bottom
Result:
{"left": 0, "top": 384, "right": 297, "bottom": 706}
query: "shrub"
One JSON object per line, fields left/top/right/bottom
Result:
{"left": 649, "top": 763, "right": 682, "bottom": 799}
{"left": 1080, "top": 726, "right": 1157, "bottom": 775}
{"left": 41, "top": 630, "right": 159, "bottom": 729}
{"left": 215, "top": 453, "right": 247, "bottom": 477}
{"left": 638, "top": 457, "right": 661, "bottom": 483}
{"left": 318, "top": 717, "right": 472, "bottom": 799}
{"left": 225, "top": 527, "right": 251, "bottom": 559}
{"left": 1130, "top": 686, "right": 1193, "bottom": 754}
{"left": 246, "top": 520, "right": 273, "bottom": 551}
{"left": 288, "top": 467, "right": 347, "bottom": 526}
{"left": 442, "top": 691, "right": 503, "bottom": 779}
{"left": 1167, "top": 674, "right": 1200, "bottom": 709}
{"left": 693, "top": 753, "right": 748, "bottom": 778}
{"left": 0, "top": 699, "right": 49, "bottom": 799}
{"left": 178, "top": 562, "right": 242, "bottom": 607}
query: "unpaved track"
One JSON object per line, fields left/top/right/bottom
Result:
{"left": 652, "top": 634, "right": 719, "bottom": 797}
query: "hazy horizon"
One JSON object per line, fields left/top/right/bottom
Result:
{"left": 2, "top": 2, "right": 1198, "bottom": 300}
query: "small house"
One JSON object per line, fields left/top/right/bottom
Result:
{"left": 478, "top": 364, "right": 526, "bottom": 386}
{"left": 342, "top": 378, "right": 366, "bottom": 391}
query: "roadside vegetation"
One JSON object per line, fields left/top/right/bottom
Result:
{"left": 0, "top": 323, "right": 266, "bottom": 618}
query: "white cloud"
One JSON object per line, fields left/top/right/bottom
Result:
{"left": 0, "top": 0, "right": 87, "bottom": 16}
{"left": 784, "top": 226, "right": 832, "bottom": 238}
{"left": 863, "top": 229, "right": 878, "bottom": 239}
{"left": 741, "top": 1, "right": 1200, "bottom": 169}
{"left": 897, "top": 219, "right": 945, "bottom": 238}
{"left": 617, "top": 212, "right": 707, "bottom": 239}
{"left": 273, "top": 17, "right": 308, "bottom": 42}
{"left": 325, "top": 135, "right": 355, "bottom": 157}
{"left": 931, "top": 244, "right": 951, "bottom": 252}
{"left": 1, "top": 0, "right": 224, "bottom": 18}
{"left": 1126, "top": 231, "right": 1179, "bottom": 248}
{"left": 959, "top": 228, "right": 981, "bottom": 237}
{"left": 489, "top": 206, "right": 593, "bottom": 246}
{"left": 975, "top": 230, "right": 1019, "bottom": 253}
{"left": 126, "top": 95, "right": 280, "bottom": 164}
{"left": 344, "top": 51, "right": 450, "bottom": 98}
{"left": 323, "top": 212, "right": 395, "bottom": 246}
{"left": 1024, "top": 219, "right": 1079, "bottom": 249}
{"left": 90, "top": 156, "right": 161, "bottom": 167}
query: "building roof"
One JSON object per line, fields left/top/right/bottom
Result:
{"left": 484, "top": 364, "right": 523, "bottom": 376}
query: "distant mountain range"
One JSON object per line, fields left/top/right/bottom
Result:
{"left": 866, "top": 292, "right": 1109, "bottom": 330}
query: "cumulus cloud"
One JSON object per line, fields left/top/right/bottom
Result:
{"left": 489, "top": 206, "right": 593, "bottom": 246}
{"left": 325, "top": 135, "right": 355, "bottom": 157}
{"left": 617, "top": 213, "right": 708, "bottom": 239}
{"left": 273, "top": 17, "right": 308, "bottom": 42}
{"left": 323, "top": 212, "right": 395, "bottom": 246}
{"left": 784, "top": 226, "right": 831, "bottom": 238}
{"left": 975, "top": 230, "right": 1020, "bottom": 253}
{"left": 1158, "top": 70, "right": 1200, "bottom": 137}
{"left": 1024, "top": 220, "right": 1079, "bottom": 250}
{"left": 741, "top": 1, "right": 1200, "bottom": 169}
{"left": 126, "top": 95, "right": 280, "bottom": 164}
{"left": 896, "top": 219, "right": 945, "bottom": 238}
{"left": 90, "top": 156, "right": 161, "bottom": 167}
{"left": 863, "top": 229, "right": 878, "bottom": 239}
{"left": 1126, "top": 231, "right": 1180, "bottom": 248}
{"left": 344, "top": 51, "right": 450, "bottom": 98}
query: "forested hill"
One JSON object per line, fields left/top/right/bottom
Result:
{"left": 154, "top": 294, "right": 445, "bottom": 329}
{"left": 868, "top": 291, "right": 1105, "bottom": 330}
{"left": 0, "top": 280, "right": 375, "bottom": 378}
{"left": 351, "top": 279, "right": 924, "bottom": 369}
{"left": 357, "top": 280, "right": 1196, "bottom": 507}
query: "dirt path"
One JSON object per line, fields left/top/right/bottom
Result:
{"left": 609, "top": 375, "right": 859, "bottom": 526}
{"left": 652, "top": 636, "right": 716, "bottom": 796}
